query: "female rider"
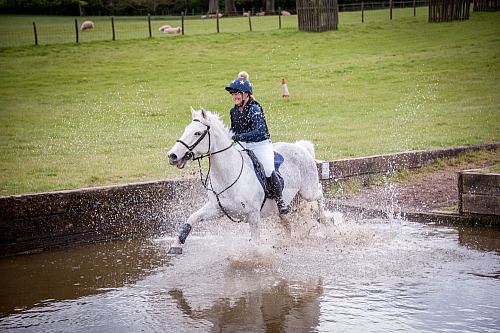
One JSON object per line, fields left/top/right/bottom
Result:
{"left": 225, "top": 72, "right": 290, "bottom": 214}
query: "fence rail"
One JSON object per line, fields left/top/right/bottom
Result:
{"left": 0, "top": 2, "right": 431, "bottom": 48}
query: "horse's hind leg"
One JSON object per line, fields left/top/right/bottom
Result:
{"left": 299, "top": 183, "right": 327, "bottom": 224}
{"left": 278, "top": 214, "right": 292, "bottom": 238}
{"left": 315, "top": 183, "right": 327, "bottom": 224}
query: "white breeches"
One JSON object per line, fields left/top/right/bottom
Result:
{"left": 237, "top": 139, "right": 274, "bottom": 177}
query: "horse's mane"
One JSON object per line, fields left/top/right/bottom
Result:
{"left": 203, "top": 110, "right": 228, "bottom": 131}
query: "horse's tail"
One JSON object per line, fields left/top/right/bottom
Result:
{"left": 296, "top": 140, "right": 316, "bottom": 160}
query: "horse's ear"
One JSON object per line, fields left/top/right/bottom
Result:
{"left": 200, "top": 108, "right": 208, "bottom": 120}
{"left": 190, "top": 106, "right": 197, "bottom": 119}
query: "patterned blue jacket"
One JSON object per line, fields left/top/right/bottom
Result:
{"left": 229, "top": 100, "right": 270, "bottom": 142}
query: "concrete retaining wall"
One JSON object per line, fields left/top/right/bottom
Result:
{"left": 1, "top": 143, "right": 498, "bottom": 257}
{"left": 317, "top": 142, "right": 500, "bottom": 186}
{"left": 0, "top": 179, "right": 204, "bottom": 256}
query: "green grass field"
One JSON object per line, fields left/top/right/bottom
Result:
{"left": 0, "top": 14, "right": 298, "bottom": 47}
{"left": 0, "top": 10, "right": 499, "bottom": 195}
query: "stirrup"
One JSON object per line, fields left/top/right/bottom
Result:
{"left": 276, "top": 198, "right": 290, "bottom": 214}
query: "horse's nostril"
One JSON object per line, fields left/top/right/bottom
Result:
{"left": 169, "top": 153, "right": 177, "bottom": 161}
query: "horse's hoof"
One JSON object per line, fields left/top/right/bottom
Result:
{"left": 168, "top": 247, "right": 183, "bottom": 255}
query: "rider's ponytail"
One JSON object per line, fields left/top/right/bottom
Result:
{"left": 238, "top": 71, "right": 255, "bottom": 100}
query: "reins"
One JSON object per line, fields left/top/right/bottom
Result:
{"left": 180, "top": 119, "right": 244, "bottom": 222}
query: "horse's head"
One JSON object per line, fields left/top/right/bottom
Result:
{"left": 167, "top": 107, "right": 212, "bottom": 169}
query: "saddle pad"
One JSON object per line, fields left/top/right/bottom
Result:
{"left": 247, "top": 151, "right": 285, "bottom": 194}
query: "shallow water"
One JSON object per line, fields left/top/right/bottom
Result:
{"left": 0, "top": 217, "right": 499, "bottom": 333}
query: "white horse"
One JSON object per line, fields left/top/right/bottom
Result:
{"left": 166, "top": 107, "right": 326, "bottom": 254}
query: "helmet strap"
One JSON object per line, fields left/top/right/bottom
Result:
{"left": 237, "top": 92, "right": 249, "bottom": 108}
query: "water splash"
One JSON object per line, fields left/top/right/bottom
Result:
{"left": 390, "top": 75, "right": 439, "bottom": 151}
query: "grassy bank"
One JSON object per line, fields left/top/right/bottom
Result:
{"left": 0, "top": 10, "right": 499, "bottom": 195}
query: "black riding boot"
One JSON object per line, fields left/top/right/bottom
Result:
{"left": 267, "top": 171, "right": 290, "bottom": 214}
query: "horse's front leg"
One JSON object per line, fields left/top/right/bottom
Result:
{"left": 168, "top": 203, "right": 222, "bottom": 255}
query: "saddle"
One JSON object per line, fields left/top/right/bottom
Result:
{"left": 245, "top": 150, "right": 285, "bottom": 199}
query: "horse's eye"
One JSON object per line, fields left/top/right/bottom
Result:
{"left": 194, "top": 131, "right": 201, "bottom": 136}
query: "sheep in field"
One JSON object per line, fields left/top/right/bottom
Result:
{"left": 158, "top": 24, "right": 172, "bottom": 32}
{"left": 208, "top": 13, "right": 223, "bottom": 18}
{"left": 162, "top": 27, "right": 182, "bottom": 34}
{"left": 80, "top": 21, "right": 94, "bottom": 31}
{"left": 281, "top": 10, "right": 291, "bottom": 16}
{"left": 243, "top": 11, "right": 250, "bottom": 17}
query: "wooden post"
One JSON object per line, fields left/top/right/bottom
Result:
{"left": 182, "top": 12, "right": 185, "bottom": 35}
{"left": 279, "top": 7, "right": 282, "bottom": 29}
{"left": 75, "top": 18, "right": 79, "bottom": 43}
{"left": 148, "top": 14, "right": 152, "bottom": 38}
{"left": 413, "top": 0, "right": 416, "bottom": 16}
{"left": 428, "top": 0, "right": 432, "bottom": 22}
{"left": 111, "top": 16, "right": 115, "bottom": 41}
{"left": 390, "top": 0, "right": 393, "bottom": 20}
{"left": 216, "top": 10, "right": 220, "bottom": 33}
{"left": 32, "top": 21, "right": 38, "bottom": 46}
{"left": 458, "top": 171, "right": 500, "bottom": 215}
{"left": 248, "top": 12, "right": 252, "bottom": 31}
{"left": 362, "top": 2, "right": 365, "bottom": 23}
{"left": 458, "top": 172, "right": 464, "bottom": 212}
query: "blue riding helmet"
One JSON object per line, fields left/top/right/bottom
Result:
{"left": 225, "top": 78, "right": 253, "bottom": 95}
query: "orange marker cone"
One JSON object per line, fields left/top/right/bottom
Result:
{"left": 282, "top": 78, "right": 289, "bottom": 98}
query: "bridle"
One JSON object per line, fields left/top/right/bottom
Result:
{"left": 176, "top": 119, "right": 244, "bottom": 222}
{"left": 175, "top": 119, "right": 210, "bottom": 162}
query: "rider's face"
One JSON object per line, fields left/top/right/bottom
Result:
{"left": 231, "top": 92, "right": 247, "bottom": 105}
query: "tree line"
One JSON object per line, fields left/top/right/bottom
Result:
{"left": 0, "top": 0, "right": 297, "bottom": 16}
{"left": 0, "top": 0, "right": 367, "bottom": 16}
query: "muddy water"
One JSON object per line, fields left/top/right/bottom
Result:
{"left": 0, "top": 217, "right": 499, "bottom": 333}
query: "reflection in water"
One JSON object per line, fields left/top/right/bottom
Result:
{"left": 457, "top": 225, "right": 500, "bottom": 254}
{"left": 0, "top": 238, "right": 170, "bottom": 316}
{"left": 0, "top": 219, "right": 499, "bottom": 333}
{"left": 168, "top": 277, "right": 322, "bottom": 332}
